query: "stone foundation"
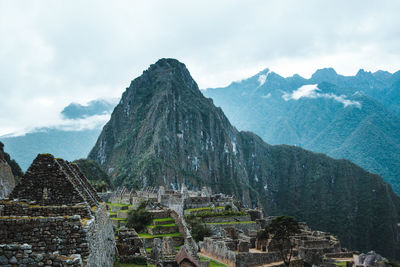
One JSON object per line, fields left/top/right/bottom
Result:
{"left": 0, "top": 243, "right": 82, "bottom": 266}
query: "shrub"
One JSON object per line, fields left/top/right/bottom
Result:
{"left": 187, "top": 218, "right": 212, "bottom": 242}
{"left": 126, "top": 201, "right": 152, "bottom": 233}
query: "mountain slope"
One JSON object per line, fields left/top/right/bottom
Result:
{"left": 0, "top": 142, "right": 16, "bottom": 198}
{"left": 203, "top": 70, "right": 400, "bottom": 194}
{"left": 1, "top": 128, "right": 102, "bottom": 170}
{"left": 88, "top": 59, "right": 400, "bottom": 258}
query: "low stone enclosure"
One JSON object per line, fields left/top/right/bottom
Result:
{"left": 0, "top": 154, "right": 115, "bottom": 266}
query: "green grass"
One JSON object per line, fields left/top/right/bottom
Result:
{"left": 206, "top": 221, "right": 255, "bottom": 225}
{"left": 110, "top": 218, "right": 127, "bottom": 221}
{"left": 147, "top": 223, "right": 177, "bottom": 228}
{"left": 106, "top": 202, "right": 132, "bottom": 208}
{"left": 138, "top": 232, "right": 182, "bottom": 239}
{"left": 109, "top": 211, "right": 117, "bottom": 215}
{"left": 114, "top": 263, "right": 147, "bottom": 267}
{"left": 334, "top": 262, "right": 347, "bottom": 267}
{"left": 145, "top": 246, "right": 181, "bottom": 252}
{"left": 199, "top": 256, "right": 227, "bottom": 267}
{"left": 153, "top": 217, "right": 174, "bottom": 222}
{"left": 185, "top": 206, "right": 224, "bottom": 212}
{"left": 114, "top": 260, "right": 148, "bottom": 267}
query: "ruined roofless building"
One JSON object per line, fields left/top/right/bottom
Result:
{"left": 0, "top": 154, "right": 115, "bottom": 266}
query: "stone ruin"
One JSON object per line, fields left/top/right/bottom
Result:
{"left": 116, "top": 226, "right": 146, "bottom": 263}
{"left": 0, "top": 153, "right": 116, "bottom": 266}
{"left": 199, "top": 218, "right": 360, "bottom": 267}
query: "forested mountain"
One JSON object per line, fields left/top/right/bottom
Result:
{"left": 203, "top": 68, "right": 400, "bottom": 194}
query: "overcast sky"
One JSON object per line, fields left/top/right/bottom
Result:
{"left": 1, "top": 0, "right": 400, "bottom": 136}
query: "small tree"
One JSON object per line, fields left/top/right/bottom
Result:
{"left": 187, "top": 217, "right": 212, "bottom": 242}
{"left": 126, "top": 201, "right": 152, "bottom": 233}
{"left": 265, "top": 216, "right": 300, "bottom": 267}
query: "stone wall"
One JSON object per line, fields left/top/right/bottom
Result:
{"left": 0, "top": 243, "right": 82, "bottom": 266}
{"left": 85, "top": 203, "right": 116, "bottom": 266}
{"left": 208, "top": 222, "right": 257, "bottom": 235}
{"left": 235, "top": 251, "right": 287, "bottom": 267}
{"left": 202, "top": 215, "right": 251, "bottom": 223}
{"left": 0, "top": 200, "right": 92, "bottom": 218}
{"left": 199, "top": 237, "right": 236, "bottom": 266}
{"left": 0, "top": 215, "right": 89, "bottom": 257}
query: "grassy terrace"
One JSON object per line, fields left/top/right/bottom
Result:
{"left": 153, "top": 217, "right": 174, "bottom": 222}
{"left": 185, "top": 206, "right": 224, "bottom": 212}
{"left": 138, "top": 232, "right": 182, "bottom": 239}
{"left": 106, "top": 202, "right": 132, "bottom": 208}
{"left": 199, "top": 255, "right": 228, "bottom": 267}
{"left": 147, "top": 223, "right": 177, "bottom": 228}
{"left": 206, "top": 221, "right": 256, "bottom": 225}
{"left": 110, "top": 217, "right": 127, "bottom": 221}
{"left": 145, "top": 246, "right": 182, "bottom": 252}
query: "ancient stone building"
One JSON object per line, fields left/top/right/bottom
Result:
{"left": 0, "top": 153, "right": 115, "bottom": 266}
{"left": 199, "top": 219, "right": 356, "bottom": 267}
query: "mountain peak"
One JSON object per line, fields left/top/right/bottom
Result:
{"left": 356, "top": 68, "right": 373, "bottom": 78}
{"left": 145, "top": 58, "right": 191, "bottom": 80}
{"left": 311, "top": 68, "right": 338, "bottom": 82}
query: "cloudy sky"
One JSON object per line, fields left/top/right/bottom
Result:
{"left": 1, "top": 0, "right": 399, "bottom": 136}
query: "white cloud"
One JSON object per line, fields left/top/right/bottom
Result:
{"left": 283, "top": 84, "right": 320, "bottom": 100}
{"left": 2, "top": 114, "right": 110, "bottom": 138}
{"left": 0, "top": 0, "right": 398, "bottom": 134}
{"left": 282, "top": 84, "right": 361, "bottom": 108}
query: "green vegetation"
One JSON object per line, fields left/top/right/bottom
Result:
{"left": 186, "top": 218, "right": 212, "bottom": 242}
{"left": 107, "top": 202, "right": 132, "bottom": 208}
{"left": 185, "top": 210, "right": 247, "bottom": 220}
{"left": 110, "top": 218, "right": 126, "bottom": 221}
{"left": 264, "top": 216, "right": 301, "bottom": 267}
{"left": 145, "top": 246, "right": 181, "bottom": 252}
{"left": 153, "top": 217, "right": 174, "bottom": 222}
{"left": 73, "top": 158, "right": 112, "bottom": 192}
{"left": 138, "top": 232, "right": 182, "bottom": 239}
{"left": 185, "top": 206, "right": 224, "bottom": 212}
{"left": 206, "top": 221, "right": 255, "bottom": 225}
{"left": 126, "top": 202, "right": 152, "bottom": 233}
{"left": 199, "top": 255, "right": 227, "bottom": 267}
{"left": 0, "top": 141, "right": 23, "bottom": 181}
{"left": 113, "top": 257, "right": 147, "bottom": 266}
{"left": 147, "top": 223, "right": 177, "bottom": 228}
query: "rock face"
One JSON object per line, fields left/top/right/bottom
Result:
{"left": 89, "top": 58, "right": 400, "bottom": 259}
{"left": 0, "top": 142, "right": 15, "bottom": 199}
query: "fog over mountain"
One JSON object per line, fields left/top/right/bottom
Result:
{"left": 204, "top": 67, "right": 400, "bottom": 194}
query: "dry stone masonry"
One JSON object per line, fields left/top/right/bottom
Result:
{"left": 0, "top": 153, "right": 116, "bottom": 266}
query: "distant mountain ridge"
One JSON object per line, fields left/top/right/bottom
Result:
{"left": 88, "top": 58, "right": 400, "bottom": 258}
{"left": 0, "top": 98, "right": 117, "bottom": 170}
{"left": 203, "top": 67, "right": 400, "bottom": 194}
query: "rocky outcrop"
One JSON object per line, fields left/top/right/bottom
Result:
{"left": 88, "top": 59, "right": 400, "bottom": 259}
{"left": 0, "top": 142, "right": 15, "bottom": 199}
